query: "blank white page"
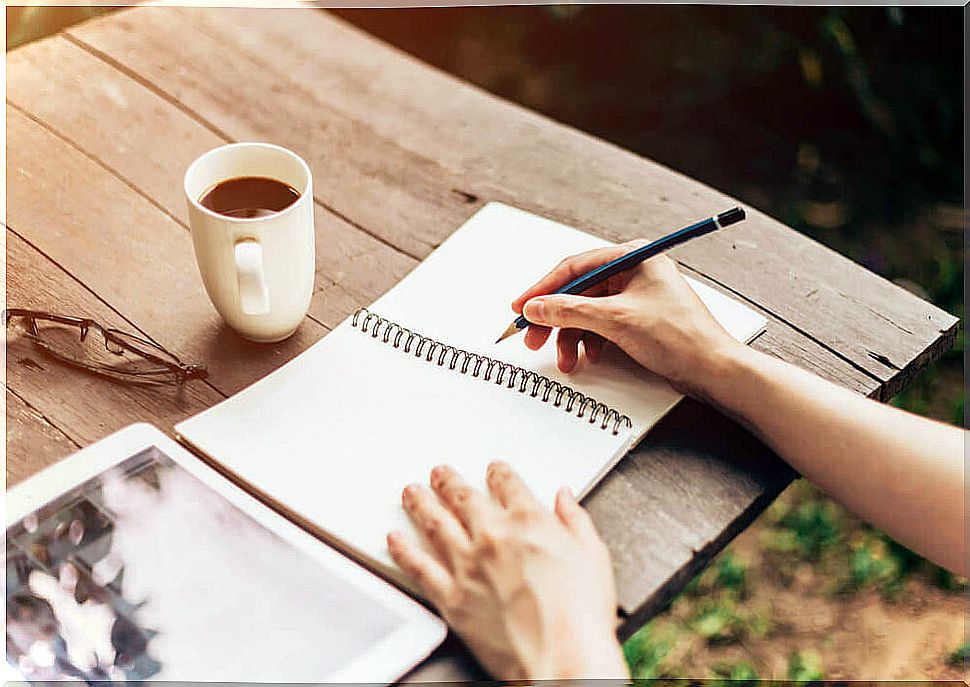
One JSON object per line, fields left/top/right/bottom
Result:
{"left": 177, "top": 203, "right": 766, "bottom": 580}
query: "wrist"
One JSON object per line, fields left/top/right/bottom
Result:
{"left": 693, "top": 339, "right": 759, "bottom": 409}
{"left": 536, "top": 636, "right": 629, "bottom": 680}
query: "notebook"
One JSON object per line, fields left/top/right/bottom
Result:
{"left": 176, "top": 202, "right": 767, "bottom": 587}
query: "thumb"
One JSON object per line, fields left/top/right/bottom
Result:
{"left": 522, "top": 294, "right": 616, "bottom": 336}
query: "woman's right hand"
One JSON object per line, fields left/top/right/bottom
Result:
{"left": 511, "top": 246, "right": 743, "bottom": 398}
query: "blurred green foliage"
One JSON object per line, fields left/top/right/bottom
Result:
{"left": 624, "top": 623, "right": 675, "bottom": 679}
{"left": 711, "top": 660, "right": 759, "bottom": 686}
{"left": 627, "top": 474, "right": 967, "bottom": 676}
{"left": 14, "top": 5, "right": 964, "bottom": 680}
{"left": 846, "top": 535, "right": 906, "bottom": 597}
{"left": 339, "top": 4, "right": 964, "bottom": 426}
{"left": 947, "top": 640, "right": 970, "bottom": 667}
{"left": 692, "top": 602, "right": 745, "bottom": 645}
{"left": 788, "top": 649, "right": 826, "bottom": 682}
{"left": 773, "top": 499, "right": 844, "bottom": 561}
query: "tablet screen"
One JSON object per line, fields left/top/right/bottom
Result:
{"left": 6, "top": 445, "right": 407, "bottom": 682}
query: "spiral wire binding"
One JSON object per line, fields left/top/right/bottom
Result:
{"left": 351, "top": 308, "right": 634, "bottom": 435}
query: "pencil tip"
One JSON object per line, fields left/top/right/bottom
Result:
{"left": 494, "top": 322, "right": 521, "bottom": 344}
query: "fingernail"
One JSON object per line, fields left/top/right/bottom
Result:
{"left": 523, "top": 298, "right": 546, "bottom": 322}
{"left": 487, "top": 461, "right": 506, "bottom": 481}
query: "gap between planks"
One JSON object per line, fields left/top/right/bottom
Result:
{"left": 4, "top": 101, "right": 340, "bottom": 342}
{"left": 679, "top": 263, "right": 886, "bottom": 397}
{"left": 34, "top": 28, "right": 882, "bottom": 404}
{"left": 5, "top": 384, "right": 82, "bottom": 451}
{"left": 8, "top": 33, "right": 877, "bottom": 400}
{"left": 58, "top": 15, "right": 914, "bottom": 396}
{"left": 61, "top": 30, "right": 422, "bottom": 266}
{"left": 6, "top": 223, "right": 234, "bottom": 410}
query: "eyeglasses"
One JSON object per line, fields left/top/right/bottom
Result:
{"left": 4, "top": 309, "right": 208, "bottom": 386}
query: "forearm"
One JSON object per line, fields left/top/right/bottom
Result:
{"left": 702, "top": 344, "right": 966, "bottom": 575}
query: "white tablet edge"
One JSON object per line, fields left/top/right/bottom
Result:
{"left": 5, "top": 422, "right": 447, "bottom": 683}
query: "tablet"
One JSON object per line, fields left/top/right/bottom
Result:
{"left": 5, "top": 423, "right": 446, "bottom": 683}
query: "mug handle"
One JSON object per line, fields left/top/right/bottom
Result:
{"left": 234, "top": 239, "right": 271, "bottom": 315}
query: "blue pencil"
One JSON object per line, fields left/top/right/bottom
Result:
{"left": 495, "top": 207, "right": 746, "bottom": 343}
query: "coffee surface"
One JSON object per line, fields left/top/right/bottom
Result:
{"left": 199, "top": 176, "right": 300, "bottom": 219}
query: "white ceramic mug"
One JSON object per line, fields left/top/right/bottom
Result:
{"left": 184, "top": 143, "right": 315, "bottom": 342}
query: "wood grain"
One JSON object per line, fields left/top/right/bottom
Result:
{"left": 6, "top": 33, "right": 876, "bottom": 398}
{"left": 5, "top": 7, "right": 960, "bottom": 681}
{"left": 6, "top": 229, "right": 224, "bottom": 445}
{"left": 66, "top": 10, "right": 477, "bottom": 259}
{"left": 58, "top": 10, "right": 878, "bottom": 398}
{"left": 2, "top": 13, "right": 920, "bottom": 610}
{"left": 589, "top": 399, "right": 794, "bottom": 629}
{"left": 70, "top": 6, "right": 958, "bottom": 396}
{"left": 5, "top": 388, "right": 80, "bottom": 486}
{"left": 6, "top": 104, "right": 327, "bottom": 396}
{"left": 5, "top": 37, "right": 416, "bottom": 332}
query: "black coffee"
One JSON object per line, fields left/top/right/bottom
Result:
{"left": 199, "top": 176, "right": 300, "bottom": 219}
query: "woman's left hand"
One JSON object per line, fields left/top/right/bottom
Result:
{"left": 387, "top": 461, "right": 629, "bottom": 680}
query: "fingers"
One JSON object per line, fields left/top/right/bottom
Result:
{"left": 583, "top": 331, "right": 604, "bottom": 364}
{"left": 511, "top": 245, "right": 631, "bottom": 312}
{"left": 431, "top": 464, "right": 495, "bottom": 537}
{"left": 523, "top": 324, "right": 552, "bottom": 351}
{"left": 523, "top": 294, "right": 618, "bottom": 338}
{"left": 554, "top": 486, "right": 597, "bottom": 539}
{"left": 486, "top": 461, "right": 540, "bottom": 512}
{"left": 523, "top": 317, "right": 605, "bottom": 364}
{"left": 387, "top": 531, "right": 454, "bottom": 604}
{"left": 402, "top": 484, "right": 471, "bottom": 568}
{"left": 556, "top": 328, "right": 584, "bottom": 373}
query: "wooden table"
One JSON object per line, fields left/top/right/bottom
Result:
{"left": 6, "top": 6, "right": 958, "bottom": 681}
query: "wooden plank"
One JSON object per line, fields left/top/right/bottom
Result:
{"left": 69, "top": 6, "right": 957, "bottom": 395}
{"left": 217, "top": 8, "right": 959, "bottom": 392}
{"left": 6, "top": 34, "right": 873, "bottom": 396}
{"left": 54, "top": 10, "right": 878, "bottom": 398}
{"left": 589, "top": 399, "right": 794, "bottom": 628}
{"left": 11, "top": 8, "right": 948, "bottom": 676}
{"left": 6, "top": 26, "right": 867, "bottom": 620}
{"left": 5, "top": 228, "right": 477, "bottom": 682}
{"left": 682, "top": 269, "right": 877, "bottom": 398}
{"left": 5, "top": 388, "right": 80, "bottom": 486}
{"left": 5, "top": 229, "right": 225, "bottom": 445}
{"left": 64, "top": 11, "right": 477, "bottom": 260}
{"left": 6, "top": 104, "right": 328, "bottom": 396}
{"left": 5, "top": 36, "right": 415, "bottom": 332}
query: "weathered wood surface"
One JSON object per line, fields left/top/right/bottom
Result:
{"left": 4, "top": 6, "right": 958, "bottom": 682}
{"left": 5, "top": 389, "right": 80, "bottom": 487}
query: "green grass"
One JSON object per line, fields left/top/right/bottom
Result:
{"left": 691, "top": 602, "right": 744, "bottom": 645}
{"left": 711, "top": 660, "right": 759, "bottom": 686}
{"left": 624, "top": 477, "right": 966, "bottom": 678}
{"left": 787, "top": 649, "right": 825, "bottom": 682}
{"left": 775, "top": 499, "right": 844, "bottom": 561}
{"left": 623, "top": 622, "right": 676, "bottom": 679}
{"left": 946, "top": 639, "right": 970, "bottom": 667}
{"left": 714, "top": 552, "right": 748, "bottom": 597}
{"left": 845, "top": 534, "right": 905, "bottom": 597}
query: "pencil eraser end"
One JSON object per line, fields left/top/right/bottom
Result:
{"left": 717, "top": 207, "right": 745, "bottom": 227}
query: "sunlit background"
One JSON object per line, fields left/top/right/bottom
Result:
{"left": 7, "top": 4, "right": 966, "bottom": 681}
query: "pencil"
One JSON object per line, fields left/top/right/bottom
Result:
{"left": 495, "top": 207, "right": 746, "bottom": 343}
